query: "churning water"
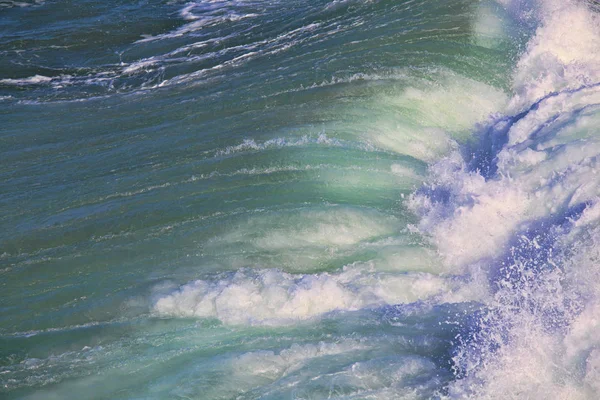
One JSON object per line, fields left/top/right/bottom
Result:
{"left": 2, "top": 0, "right": 600, "bottom": 398}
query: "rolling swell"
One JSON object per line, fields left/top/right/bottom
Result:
{"left": 1, "top": 0, "right": 600, "bottom": 399}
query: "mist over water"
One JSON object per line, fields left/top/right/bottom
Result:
{"left": 1, "top": 0, "right": 600, "bottom": 398}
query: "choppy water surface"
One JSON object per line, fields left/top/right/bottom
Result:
{"left": 1, "top": 0, "right": 600, "bottom": 398}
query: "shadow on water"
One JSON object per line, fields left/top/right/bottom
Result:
{"left": 466, "top": 82, "right": 600, "bottom": 179}
{"left": 441, "top": 82, "right": 600, "bottom": 381}
{"left": 449, "top": 200, "right": 589, "bottom": 382}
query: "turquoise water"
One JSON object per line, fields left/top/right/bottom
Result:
{"left": 2, "top": 0, "right": 600, "bottom": 398}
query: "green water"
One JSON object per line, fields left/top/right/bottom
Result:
{"left": 0, "top": 0, "right": 541, "bottom": 398}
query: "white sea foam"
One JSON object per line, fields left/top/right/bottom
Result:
{"left": 508, "top": 0, "right": 600, "bottom": 112}
{"left": 153, "top": 266, "right": 454, "bottom": 325}
{"left": 431, "top": 103, "right": 600, "bottom": 395}
{"left": 410, "top": 59, "right": 600, "bottom": 270}
{"left": 0, "top": 75, "right": 53, "bottom": 85}
{"left": 409, "top": 0, "right": 600, "bottom": 397}
{"left": 154, "top": 202, "right": 469, "bottom": 325}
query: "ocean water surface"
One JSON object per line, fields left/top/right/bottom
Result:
{"left": 2, "top": 0, "right": 600, "bottom": 398}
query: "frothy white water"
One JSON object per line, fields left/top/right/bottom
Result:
{"left": 409, "top": 0, "right": 600, "bottom": 397}
{"left": 508, "top": 0, "right": 600, "bottom": 112}
{"left": 153, "top": 265, "right": 457, "bottom": 325}
{"left": 0, "top": 75, "right": 53, "bottom": 85}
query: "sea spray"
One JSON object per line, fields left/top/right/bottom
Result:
{"left": 410, "top": 0, "right": 600, "bottom": 397}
